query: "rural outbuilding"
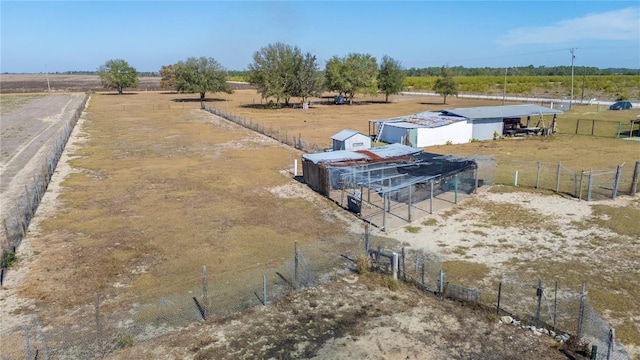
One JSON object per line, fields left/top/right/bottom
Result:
{"left": 369, "top": 104, "right": 563, "bottom": 147}
{"left": 331, "top": 129, "right": 372, "bottom": 151}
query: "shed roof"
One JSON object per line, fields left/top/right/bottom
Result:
{"left": 331, "top": 129, "right": 367, "bottom": 141}
{"left": 302, "top": 143, "right": 422, "bottom": 164}
{"left": 442, "top": 104, "right": 563, "bottom": 119}
{"left": 370, "top": 111, "right": 464, "bottom": 129}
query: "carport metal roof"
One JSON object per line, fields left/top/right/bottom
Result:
{"left": 442, "top": 104, "right": 563, "bottom": 119}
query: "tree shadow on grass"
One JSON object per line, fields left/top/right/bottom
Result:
{"left": 420, "top": 101, "right": 446, "bottom": 105}
{"left": 171, "top": 97, "right": 228, "bottom": 103}
{"left": 102, "top": 92, "right": 138, "bottom": 96}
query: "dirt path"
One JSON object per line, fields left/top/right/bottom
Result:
{"left": 0, "top": 93, "right": 86, "bottom": 222}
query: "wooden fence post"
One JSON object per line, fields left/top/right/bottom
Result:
{"left": 631, "top": 161, "right": 640, "bottom": 195}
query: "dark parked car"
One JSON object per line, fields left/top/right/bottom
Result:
{"left": 609, "top": 101, "right": 632, "bottom": 110}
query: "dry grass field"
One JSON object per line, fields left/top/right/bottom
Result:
{"left": 3, "top": 86, "right": 639, "bottom": 358}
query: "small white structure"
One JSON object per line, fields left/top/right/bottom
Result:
{"left": 331, "top": 129, "right": 372, "bottom": 151}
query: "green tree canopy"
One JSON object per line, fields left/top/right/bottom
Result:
{"left": 247, "top": 42, "right": 321, "bottom": 107}
{"left": 377, "top": 55, "right": 405, "bottom": 103}
{"left": 173, "top": 57, "right": 232, "bottom": 100}
{"left": 159, "top": 64, "right": 175, "bottom": 89}
{"left": 98, "top": 59, "right": 138, "bottom": 94}
{"left": 433, "top": 66, "right": 458, "bottom": 104}
{"left": 324, "top": 53, "right": 378, "bottom": 104}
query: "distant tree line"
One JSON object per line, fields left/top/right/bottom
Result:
{"left": 405, "top": 66, "right": 639, "bottom": 77}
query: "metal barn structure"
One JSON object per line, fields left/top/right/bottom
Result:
{"left": 369, "top": 105, "right": 564, "bottom": 147}
{"left": 302, "top": 144, "right": 490, "bottom": 230}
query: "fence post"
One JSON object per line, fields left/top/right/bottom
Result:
{"left": 535, "top": 278, "right": 543, "bottom": 327}
{"left": 612, "top": 164, "right": 623, "bottom": 199}
{"left": 514, "top": 170, "right": 519, "bottom": 187}
{"left": 496, "top": 282, "right": 502, "bottom": 315}
{"left": 263, "top": 274, "right": 267, "bottom": 306}
{"left": 616, "top": 122, "right": 622, "bottom": 138}
{"left": 591, "top": 119, "right": 595, "bottom": 136}
{"left": 577, "top": 284, "right": 586, "bottom": 342}
{"left": 439, "top": 269, "right": 445, "bottom": 297}
{"left": 429, "top": 180, "right": 434, "bottom": 214}
{"left": 294, "top": 241, "right": 299, "bottom": 291}
{"left": 536, "top": 162, "right": 541, "bottom": 189}
{"left": 575, "top": 119, "right": 580, "bottom": 135}
{"left": 578, "top": 171, "right": 584, "bottom": 201}
{"left": 421, "top": 264, "right": 425, "bottom": 289}
{"left": 553, "top": 281, "right": 558, "bottom": 330}
{"left": 454, "top": 174, "right": 458, "bottom": 204}
{"left": 392, "top": 252, "right": 398, "bottom": 280}
{"left": 202, "top": 266, "right": 207, "bottom": 320}
{"left": 401, "top": 247, "right": 406, "bottom": 281}
{"left": 364, "top": 223, "right": 369, "bottom": 252}
{"left": 631, "top": 161, "right": 640, "bottom": 195}
{"left": 587, "top": 170, "right": 593, "bottom": 201}
{"left": 607, "top": 328, "right": 614, "bottom": 360}
{"left": 555, "top": 161, "right": 561, "bottom": 193}
{"left": 25, "top": 325, "right": 32, "bottom": 360}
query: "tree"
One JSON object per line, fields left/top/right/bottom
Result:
{"left": 433, "top": 66, "right": 458, "bottom": 104}
{"left": 377, "top": 55, "right": 405, "bottom": 103}
{"left": 159, "top": 64, "right": 175, "bottom": 89}
{"left": 291, "top": 52, "right": 322, "bottom": 108}
{"left": 98, "top": 59, "right": 138, "bottom": 94}
{"left": 173, "top": 57, "right": 232, "bottom": 100}
{"left": 324, "top": 53, "right": 378, "bottom": 104}
{"left": 247, "top": 43, "right": 321, "bottom": 107}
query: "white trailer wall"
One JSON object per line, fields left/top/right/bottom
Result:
{"left": 416, "top": 120, "right": 472, "bottom": 147}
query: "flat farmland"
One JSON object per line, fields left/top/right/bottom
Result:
{"left": 2, "top": 87, "right": 639, "bottom": 359}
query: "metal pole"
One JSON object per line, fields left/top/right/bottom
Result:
{"left": 577, "top": 283, "right": 586, "bottom": 342}
{"left": 454, "top": 174, "right": 458, "bottom": 204}
{"left": 392, "top": 252, "right": 398, "bottom": 280}
{"left": 579, "top": 171, "right": 584, "bottom": 201}
{"left": 25, "top": 325, "right": 32, "bottom": 360}
{"left": 502, "top": 68, "right": 507, "bottom": 106}
{"left": 631, "top": 161, "right": 640, "bottom": 195}
{"left": 497, "top": 282, "right": 502, "bottom": 315}
{"left": 612, "top": 164, "right": 623, "bottom": 199}
{"left": 408, "top": 184, "right": 412, "bottom": 222}
{"left": 556, "top": 161, "right": 562, "bottom": 192}
{"left": 263, "top": 274, "right": 267, "bottom": 306}
{"left": 202, "top": 266, "right": 207, "bottom": 320}
{"left": 430, "top": 180, "right": 434, "bottom": 214}
{"left": 439, "top": 270, "right": 445, "bottom": 297}
{"left": 587, "top": 169, "right": 593, "bottom": 201}
{"left": 570, "top": 48, "right": 575, "bottom": 109}
{"left": 536, "top": 162, "right": 541, "bottom": 189}
{"left": 535, "top": 278, "right": 543, "bottom": 327}
{"left": 294, "top": 241, "right": 299, "bottom": 290}
{"left": 607, "top": 329, "right": 614, "bottom": 360}
{"left": 553, "top": 281, "right": 558, "bottom": 330}
{"left": 514, "top": 170, "right": 519, "bottom": 187}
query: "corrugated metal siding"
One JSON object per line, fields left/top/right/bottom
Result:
{"left": 471, "top": 118, "right": 503, "bottom": 140}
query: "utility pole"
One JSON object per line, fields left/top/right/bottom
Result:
{"left": 502, "top": 67, "right": 508, "bottom": 106}
{"left": 45, "top": 64, "right": 51, "bottom": 93}
{"left": 570, "top": 48, "right": 576, "bottom": 109}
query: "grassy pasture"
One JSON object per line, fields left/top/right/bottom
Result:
{"left": 15, "top": 89, "right": 640, "bottom": 354}
{"left": 19, "top": 92, "right": 357, "bottom": 320}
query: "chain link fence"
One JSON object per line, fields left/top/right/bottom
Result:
{"left": 201, "top": 103, "right": 324, "bottom": 153}
{"left": 495, "top": 159, "right": 639, "bottom": 201}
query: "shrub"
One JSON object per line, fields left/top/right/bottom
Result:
{"left": 1, "top": 251, "right": 17, "bottom": 268}
{"left": 356, "top": 254, "right": 370, "bottom": 275}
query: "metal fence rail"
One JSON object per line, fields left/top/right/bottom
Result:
{"left": 495, "top": 160, "right": 640, "bottom": 201}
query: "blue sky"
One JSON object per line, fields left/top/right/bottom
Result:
{"left": 1, "top": 1, "right": 639, "bottom": 73}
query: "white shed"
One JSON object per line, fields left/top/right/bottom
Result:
{"left": 331, "top": 129, "right": 372, "bottom": 151}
